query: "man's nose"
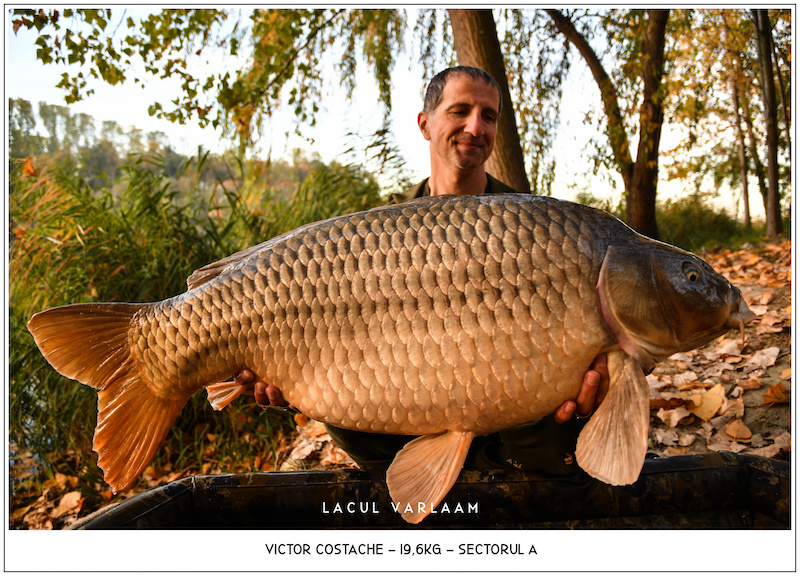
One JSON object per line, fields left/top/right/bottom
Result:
{"left": 463, "top": 110, "right": 485, "bottom": 137}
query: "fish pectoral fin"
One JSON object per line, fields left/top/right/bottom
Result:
{"left": 206, "top": 381, "right": 247, "bottom": 411}
{"left": 575, "top": 351, "right": 649, "bottom": 486}
{"left": 385, "top": 430, "right": 475, "bottom": 524}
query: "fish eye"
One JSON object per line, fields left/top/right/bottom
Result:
{"left": 682, "top": 262, "right": 701, "bottom": 282}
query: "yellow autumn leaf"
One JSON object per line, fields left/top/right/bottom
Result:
{"left": 724, "top": 419, "right": 752, "bottom": 442}
{"left": 51, "top": 491, "right": 83, "bottom": 519}
{"left": 688, "top": 383, "right": 725, "bottom": 420}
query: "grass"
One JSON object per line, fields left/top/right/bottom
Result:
{"left": 8, "top": 151, "right": 383, "bottom": 510}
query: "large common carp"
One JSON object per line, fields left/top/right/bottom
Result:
{"left": 28, "top": 194, "right": 754, "bottom": 523}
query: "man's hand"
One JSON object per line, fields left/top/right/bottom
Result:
{"left": 234, "top": 369, "right": 289, "bottom": 408}
{"left": 553, "top": 355, "right": 609, "bottom": 424}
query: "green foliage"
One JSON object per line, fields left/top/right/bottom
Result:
{"left": 8, "top": 149, "right": 382, "bottom": 494}
{"left": 501, "top": 9, "right": 572, "bottom": 195}
{"left": 12, "top": 9, "right": 406, "bottom": 148}
{"left": 655, "top": 193, "right": 757, "bottom": 252}
{"left": 8, "top": 98, "right": 44, "bottom": 158}
{"left": 574, "top": 190, "right": 761, "bottom": 252}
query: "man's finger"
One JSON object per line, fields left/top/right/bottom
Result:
{"left": 235, "top": 368, "right": 255, "bottom": 385}
{"left": 554, "top": 400, "right": 576, "bottom": 424}
{"left": 266, "top": 384, "right": 289, "bottom": 407}
{"left": 575, "top": 370, "right": 599, "bottom": 416}
{"left": 591, "top": 355, "right": 609, "bottom": 405}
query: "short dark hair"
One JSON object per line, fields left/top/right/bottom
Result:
{"left": 422, "top": 66, "right": 503, "bottom": 116}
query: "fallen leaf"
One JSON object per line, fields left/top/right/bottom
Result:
{"left": 710, "top": 412, "right": 736, "bottom": 429}
{"left": 759, "top": 291, "right": 774, "bottom": 305}
{"left": 653, "top": 428, "right": 679, "bottom": 446}
{"left": 772, "top": 431, "right": 792, "bottom": 450}
{"left": 724, "top": 420, "right": 752, "bottom": 442}
{"left": 721, "top": 396, "right": 745, "bottom": 418}
{"left": 756, "top": 311, "right": 784, "bottom": 334}
{"left": 646, "top": 373, "right": 665, "bottom": 391}
{"left": 688, "top": 383, "right": 726, "bottom": 421}
{"left": 745, "top": 347, "right": 781, "bottom": 370}
{"left": 656, "top": 407, "right": 691, "bottom": 427}
{"left": 780, "top": 368, "right": 791, "bottom": 380}
{"left": 738, "top": 376, "right": 764, "bottom": 390}
{"left": 727, "top": 442, "right": 748, "bottom": 453}
{"left": 745, "top": 444, "right": 783, "bottom": 458}
{"left": 303, "top": 419, "right": 328, "bottom": 438}
{"left": 10, "top": 505, "right": 32, "bottom": 523}
{"left": 672, "top": 371, "right": 699, "bottom": 387}
{"left": 762, "top": 383, "right": 790, "bottom": 406}
{"left": 54, "top": 473, "right": 69, "bottom": 489}
{"left": 51, "top": 491, "right": 83, "bottom": 519}
{"left": 662, "top": 446, "right": 690, "bottom": 457}
{"left": 715, "top": 339, "right": 743, "bottom": 356}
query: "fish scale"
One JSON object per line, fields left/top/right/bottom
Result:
{"left": 140, "top": 196, "right": 590, "bottom": 435}
{"left": 27, "top": 193, "right": 753, "bottom": 523}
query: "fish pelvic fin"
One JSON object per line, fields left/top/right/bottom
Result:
{"left": 27, "top": 303, "right": 189, "bottom": 493}
{"left": 386, "top": 430, "right": 475, "bottom": 524}
{"left": 575, "top": 350, "right": 649, "bottom": 486}
{"left": 206, "top": 381, "right": 248, "bottom": 411}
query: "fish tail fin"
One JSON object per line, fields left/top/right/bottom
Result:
{"left": 27, "top": 303, "right": 189, "bottom": 493}
{"left": 575, "top": 351, "right": 650, "bottom": 485}
{"left": 386, "top": 430, "right": 475, "bottom": 524}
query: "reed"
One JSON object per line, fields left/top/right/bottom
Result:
{"left": 8, "top": 151, "right": 382, "bottom": 499}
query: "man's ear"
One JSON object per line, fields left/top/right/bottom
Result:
{"left": 417, "top": 111, "right": 431, "bottom": 140}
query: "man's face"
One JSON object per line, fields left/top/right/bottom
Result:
{"left": 418, "top": 74, "right": 500, "bottom": 174}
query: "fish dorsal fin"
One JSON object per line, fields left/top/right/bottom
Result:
{"left": 187, "top": 218, "right": 327, "bottom": 290}
{"left": 575, "top": 350, "right": 649, "bottom": 486}
{"left": 386, "top": 430, "right": 475, "bottom": 524}
{"left": 206, "top": 381, "right": 248, "bottom": 411}
{"left": 187, "top": 242, "right": 268, "bottom": 289}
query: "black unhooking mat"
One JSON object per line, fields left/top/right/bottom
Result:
{"left": 71, "top": 452, "right": 790, "bottom": 529}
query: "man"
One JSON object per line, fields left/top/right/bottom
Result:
{"left": 242, "top": 66, "right": 607, "bottom": 474}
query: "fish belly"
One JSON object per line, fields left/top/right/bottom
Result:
{"left": 170, "top": 195, "right": 614, "bottom": 436}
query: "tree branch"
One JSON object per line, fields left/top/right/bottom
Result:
{"left": 544, "top": 9, "right": 633, "bottom": 191}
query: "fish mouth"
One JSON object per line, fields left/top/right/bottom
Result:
{"left": 724, "top": 286, "right": 756, "bottom": 350}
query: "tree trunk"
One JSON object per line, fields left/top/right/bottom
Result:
{"left": 546, "top": 9, "right": 667, "bottom": 239}
{"left": 771, "top": 28, "right": 791, "bottom": 163}
{"left": 627, "top": 10, "right": 669, "bottom": 239}
{"left": 722, "top": 12, "right": 751, "bottom": 230}
{"left": 448, "top": 9, "right": 531, "bottom": 193}
{"left": 730, "top": 77, "right": 751, "bottom": 229}
{"left": 752, "top": 9, "right": 783, "bottom": 237}
{"left": 741, "top": 95, "right": 770, "bottom": 218}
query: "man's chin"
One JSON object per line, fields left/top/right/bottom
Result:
{"left": 454, "top": 151, "right": 489, "bottom": 170}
